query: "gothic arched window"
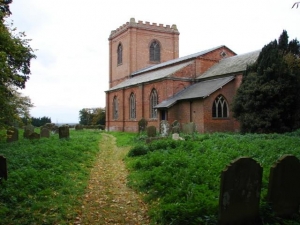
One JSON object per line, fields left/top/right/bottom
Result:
{"left": 150, "top": 89, "right": 158, "bottom": 118}
{"left": 129, "top": 93, "right": 136, "bottom": 119}
{"left": 113, "top": 96, "right": 118, "bottom": 119}
{"left": 117, "top": 43, "right": 122, "bottom": 65}
{"left": 149, "top": 40, "right": 160, "bottom": 62}
{"left": 212, "top": 95, "right": 228, "bottom": 118}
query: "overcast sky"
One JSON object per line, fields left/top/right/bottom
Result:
{"left": 7, "top": 0, "right": 300, "bottom": 123}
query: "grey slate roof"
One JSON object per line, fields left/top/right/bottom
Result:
{"left": 131, "top": 45, "right": 229, "bottom": 76}
{"left": 198, "top": 50, "right": 260, "bottom": 80}
{"left": 108, "top": 61, "right": 193, "bottom": 91}
{"left": 155, "top": 76, "right": 235, "bottom": 109}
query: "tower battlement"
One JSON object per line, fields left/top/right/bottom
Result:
{"left": 109, "top": 18, "right": 179, "bottom": 40}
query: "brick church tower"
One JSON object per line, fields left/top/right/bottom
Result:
{"left": 108, "top": 18, "right": 180, "bottom": 88}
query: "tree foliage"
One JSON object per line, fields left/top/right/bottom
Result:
{"left": 233, "top": 30, "right": 300, "bottom": 133}
{"left": 79, "top": 108, "right": 105, "bottom": 125}
{"left": 0, "top": 1, "right": 36, "bottom": 129}
{"left": 29, "top": 116, "right": 52, "bottom": 127}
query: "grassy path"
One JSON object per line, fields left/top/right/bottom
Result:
{"left": 75, "top": 133, "right": 149, "bottom": 225}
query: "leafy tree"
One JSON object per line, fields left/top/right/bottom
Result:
{"left": 0, "top": 1, "right": 36, "bottom": 130}
{"left": 29, "top": 116, "right": 51, "bottom": 127}
{"left": 233, "top": 30, "right": 300, "bottom": 133}
{"left": 79, "top": 108, "right": 105, "bottom": 125}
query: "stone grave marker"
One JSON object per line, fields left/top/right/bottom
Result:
{"left": 267, "top": 155, "right": 300, "bottom": 217}
{"left": 138, "top": 118, "right": 148, "bottom": 133}
{"left": 59, "top": 126, "right": 70, "bottom": 139}
{"left": 182, "top": 122, "right": 196, "bottom": 134}
{"left": 171, "top": 120, "right": 180, "bottom": 134}
{"left": 75, "top": 124, "right": 84, "bottom": 130}
{"left": 160, "top": 120, "right": 170, "bottom": 137}
{"left": 6, "top": 127, "right": 18, "bottom": 143}
{"left": 219, "top": 157, "right": 262, "bottom": 225}
{"left": 29, "top": 132, "right": 40, "bottom": 140}
{"left": 0, "top": 155, "right": 7, "bottom": 181}
{"left": 147, "top": 126, "right": 156, "bottom": 137}
{"left": 40, "top": 127, "right": 50, "bottom": 138}
{"left": 23, "top": 124, "right": 35, "bottom": 138}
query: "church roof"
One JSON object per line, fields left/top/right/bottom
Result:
{"left": 198, "top": 50, "right": 260, "bottom": 80}
{"left": 155, "top": 76, "right": 235, "bottom": 109}
{"left": 131, "top": 45, "right": 230, "bottom": 76}
{"left": 108, "top": 61, "right": 193, "bottom": 91}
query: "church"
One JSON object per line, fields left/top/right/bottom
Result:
{"left": 105, "top": 18, "right": 259, "bottom": 133}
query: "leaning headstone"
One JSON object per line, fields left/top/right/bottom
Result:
{"left": 23, "top": 124, "right": 35, "bottom": 138}
{"left": 28, "top": 132, "right": 40, "bottom": 140}
{"left": 0, "top": 155, "right": 7, "bottom": 181}
{"left": 6, "top": 127, "right": 18, "bottom": 143}
{"left": 172, "top": 133, "right": 184, "bottom": 141}
{"left": 171, "top": 120, "right": 180, "bottom": 134}
{"left": 40, "top": 128, "right": 50, "bottom": 138}
{"left": 147, "top": 126, "right": 156, "bottom": 137}
{"left": 219, "top": 157, "right": 262, "bottom": 225}
{"left": 182, "top": 122, "right": 196, "bottom": 134}
{"left": 59, "top": 126, "right": 70, "bottom": 139}
{"left": 138, "top": 118, "right": 148, "bottom": 133}
{"left": 267, "top": 155, "right": 300, "bottom": 217}
{"left": 160, "top": 120, "right": 170, "bottom": 137}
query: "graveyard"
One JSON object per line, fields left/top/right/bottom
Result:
{"left": 1, "top": 126, "right": 300, "bottom": 224}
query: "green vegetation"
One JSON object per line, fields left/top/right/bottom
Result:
{"left": 0, "top": 129, "right": 101, "bottom": 224}
{"left": 126, "top": 131, "right": 300, "bottom": 224}
{"left": 233, "top": 30, "right": 300, "bottom": 133}
{"left": 0, "top": 0, "right": 36, "bottom": 130}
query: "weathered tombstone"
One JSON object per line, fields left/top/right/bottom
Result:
{"left": 29, "top": 132, "right": 40, "bottom": 140}
{"left": 171, "top": 120, "right": 180, "bottom": 133}
{"left": 40, "top": 128, "right": 50, "bottom": 138}
{"left": 147, "top": 126, "right": 156, "bottom": 137}
{"left": 6, "top": 127, "right": 18, "bottom": 143}
{"left": 59, "top": 126, "right": 70, "bottom": 139}
{"left": 160, "top": 120, "right": 170, "bottom": 137}
{"left": 75, "top": 124, "right": 84, "bottom": 130}
{"left": 219, "top": 157, "right": 262, "bottom": 225}
{"left": 182, "top": 122, "right": 196, "bottom": 134}
{"left": 23, "top": 124, "right": 35, "bottom": 138}
{"left": 0, "top": 155, "right": 7, "bottom": 181}
{"left": 172, "top": 133, "right": 184, "bottom": 141}
{"left": 138, "top": 118, "right": 148, "bottom": 133}
{"left": 267, "top": 155, "right": 300, "bottom": 217}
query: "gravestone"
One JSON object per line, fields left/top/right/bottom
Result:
{"left": 267, "top": 155, "right": 300, "bottom": 217}
{"left": 59, "top": 126, "right": 70, "bottom": 139}
{"left": 138, "top": 118, "right": 148, "bottom": 133}
{"left": 160, "top": 120, "right": 170, "bottom": 137}
{"left": 172, "top": 133, "right": 184, "bottom": 141}
{"left": 182, "top": 122, "right": 196, "bottom": 134}
{"left": 23, "top": 124, "right": 35, "bottom": 138}
{"left": 29, "top": 132, "right": 40, "bottom": 140}
{"left": 147, "top": 126, "right": 156, "bottom": 137}
{"left": 6, "top": 127, "right": 18, "bottom": 143}
{"left": 75, "top": 124, "right": 84, "bottom": 130}
{"left": 0, "top": 155, "right": 7, "bottom": 181}
{"left": 219, "top": 157, "right": 262, "bottom": 225}
{"left": 171, "top": 120, "right": 180, "bottom": 133}
{"left": 40, "top": 128, "right": 50, "bottom": 138}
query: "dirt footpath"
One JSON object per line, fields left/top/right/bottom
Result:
{"left": 75, "top": 133, "right": 149, "bottom": 225}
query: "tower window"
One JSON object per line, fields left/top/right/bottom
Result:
{"left": 150, "top": 40, "right": 160, "bottom": 62}
{"left": 117, "top": 43, "right": 122, "bottom": 65}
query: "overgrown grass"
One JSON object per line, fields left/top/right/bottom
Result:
{"left": 0, "top": 129, "right": 102, "bottom": 225}
{"left": 126, "top": 131, "right": 300, "bottom": 225}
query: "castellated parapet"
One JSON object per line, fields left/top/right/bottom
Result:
{"left": 109, "top": 18, "right": 179, "bottom": 40}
